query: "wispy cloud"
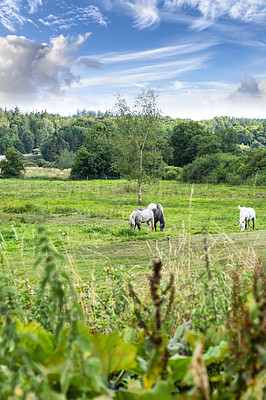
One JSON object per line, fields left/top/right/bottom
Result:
{"left": 0, "top": 0, "right": 26, "bottom": 32}
{"left": 0, "top": 33, "right": 90, "bottom": 96}
{"left": 27, "top": 0, "right": 42, "bottom": 14}
{"left": 88, "top": 38, "right": 217, "bottom": 63}
{"left": 0, "top": 1, "right": 108, "bottom": 32}
{"left": 39, "top": 5, "right": 108, "bottom": 30}
{"left": 119, "top": 0, "right": 266, "bottom": 30}
{"left": 75, "top": 55, "right": 208, "bottom": 89}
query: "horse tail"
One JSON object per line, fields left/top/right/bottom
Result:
{"left": 151, "top": 216, "right": 155, "bottom": 232}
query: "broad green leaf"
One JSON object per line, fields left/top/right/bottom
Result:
{"left": 88, "top": 331, "right": 137, "bottom": 378}
{"left": 17, "top": 320, "right": 54, "bottom": 363}
{"left": 143, "top": 348, "right": 165, "bottom": 390}
{"left": 168, "top": 355, "right": 191, "bottom": 382}
{"left": 204, "top": 341, "right": 229, "bottom": 366}
{"left": 141, "top": 379, "right": 176, "bottom": 400}
{"left": 115, "top": 379, "right": 176, "bottom": 400}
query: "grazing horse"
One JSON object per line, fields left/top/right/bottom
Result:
{"left": 238, "top": 205, "right": 256, "bottom": 231}
{"left": 129, "top": 208, "right": 154, "bottom": 231}
{"left": 152, "top": 208, "right": 165, "bottom": 232}
{"left": 148, "top": 203, "right": 164, "bottom": 214}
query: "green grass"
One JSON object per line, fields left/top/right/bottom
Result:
{"left": 0, "top": 178, "right": 265, "bottom": 281}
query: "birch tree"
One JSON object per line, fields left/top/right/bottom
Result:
{"left": 112, "top": 89, "right": 162, "bottom": 205}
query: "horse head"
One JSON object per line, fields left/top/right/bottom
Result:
{"left": 159, "top": 214, "right": 165, "bottom": 232}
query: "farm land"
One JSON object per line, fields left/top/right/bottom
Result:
{"left": 0, "top": 170, "right": 265, "bottom": 399}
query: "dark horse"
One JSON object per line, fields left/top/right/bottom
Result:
{"left": 151, "top": 208, "right": 165, "bottom": 232}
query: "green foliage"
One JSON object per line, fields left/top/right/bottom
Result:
{"left": 56, "top": 149, "right": 75, "bottom": 170}
{"left": 21, "top": 130, "right": 35, "bottom": 153}
{"left": 70, "top": 123, "right": 116, "bottom": 179}
{"left": 0, "top": 236, "right": 264, "bottom": 399}
{"left": 181, "top": 151, "right": 266, "bottom": 185}
{"left": 170, "top": 121, "right": 207, "bottom": 167}
{"left": 0, "top": 147, "right": 25, "bottom": 178}
{"left": 162, "top": 165, "right": 182, "bottom": 180}
{"left": 170, "top": 122, "right": 239, "bottom": 168}
{"left": 0, "top": 126, "right": 25, "bottom": 154}
{"left": 112, "top": 89, "right": 163, "bottom": 203}
{"left": 41, "top": 132, "right": 70, "bottom": 162}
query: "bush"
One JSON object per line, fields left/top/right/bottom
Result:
{"left": 181, "top": 154, "right": 223, "bottom": 183}
{"left": 180, "top": 152, "right": 265, "bottom": 185}
{"left": 162, "top": 165, "right": 182, "bottom": 180}
{"left": 0, "top": 147, "right": 25, "bottom": 178}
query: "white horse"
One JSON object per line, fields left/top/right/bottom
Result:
{"left": 129, "top": 208, "right": 154, "bottom": 231}
{"left": 238, "top": 205, "right": 256, "bottom": 231}
{"left": 148, "top": 203, "right": 164, "bottom": 214}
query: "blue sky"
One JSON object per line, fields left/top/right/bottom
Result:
{"left": 0, "top": 0, "right": 265, "bottom": 120}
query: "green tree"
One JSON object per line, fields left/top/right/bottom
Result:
{"left": 170, "top": 121, "right": 209, "bottom": 167}
{"left": 60, "top": 126, "right": 87, "bottom": 152}
{"left": 112, "top": 89, "right": 162, "bottom": 204}
{"left": 40, "top": 132, "right": 70, "bottom": 162}
{"left": 216, "top": 128, "right": 238, "bottom": 154}
{"left": 0, "top": 127, "right": 25, "bottom": 154}
{"left": 70, "top": 124, "right": 115, "bottom": 179}
{"left": 21, "top": 130, "right": 35, "bottom": 153}
{"left": 0, "top": 147, "right": 25, "bottom": 178}
{"left": 56, "top": 149, "right": 75, "bottom": 170}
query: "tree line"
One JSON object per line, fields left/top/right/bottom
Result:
{"left": 0, "top": 91, "right": 265, "bottom": 190}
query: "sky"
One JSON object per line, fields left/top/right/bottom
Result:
{"left": 0, "top": 0, "right": 266, "bottom": 120}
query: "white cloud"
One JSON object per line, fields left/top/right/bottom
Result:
{"left": 229, "top": 74, "right": 266, "bottom": 103}
{"left": 119, "top": 0, "right": 266, "bottom": 30}
{"left": 0, "top": 2, "right": 108, "bottom": 32}
{"left": 89, "top": 38, "right": 217, "bottom": 63}
{"left": 39, "top": 5, "right": 108, "bottom": 30}
{"left": 74, "top": 55, "right": 208, "bottom": 89}
{"left": 27, "top": 0, "right": 42, "bottom": 14}
{"left": 0, "top": 0, "right": 26, "bottom": 31}
{"left": 0, "top": 33, "right": 90, "bottom": 98}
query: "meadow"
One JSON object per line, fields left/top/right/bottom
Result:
{"left": 0, "top": 170, "right": 265, "bottom": 399}
{"left": 0, "top": 172, "right": 265, "bottom": 280}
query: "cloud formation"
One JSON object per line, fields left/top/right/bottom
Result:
{"left": 229, "top": 75, "right": 266, "bottom": 103}
{"left": 0, "top": 0, "right": 26, "bottom": 31}
{"left": 121, "top": 0, "right": 266, "bottom": 29}
{"left": 28, "top": 0, "right": 42, "bottom": 14}
{"left": 0, "top": 1, "right": 108, "bottom": 32}
{"left": 0, "top": 33, "right": 90, "bottom": 97}
{"left": 39, "top": 5, "right": 108, "bottom": 30}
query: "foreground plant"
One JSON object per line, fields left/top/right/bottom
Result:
{"left": 0, "top": 228, "right": 265, "bottom": 399}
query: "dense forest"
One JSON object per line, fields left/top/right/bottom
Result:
{"left": 0, "top": 106, "right": 265, "bottom": 185}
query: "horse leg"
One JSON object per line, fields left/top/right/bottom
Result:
{"left": 252, "top": 218, "right": 255, "bottom": 230}
{"left": 245, "top": 220, "right": 247, "bottom": 230}
{"left": 137, "top": 222, "right": 141, "bottom": 230}
{"left": 248, "top": 220, "right": 250, "bottom": 230}
{"left": 147, "top": 221, "right": 151, "bottom": 231}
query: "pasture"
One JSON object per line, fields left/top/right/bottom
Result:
{"left": 0, "top": 175, "right": 265, "bottom": 284}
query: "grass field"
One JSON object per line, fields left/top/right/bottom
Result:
{"left": 0, "top": 174, "right": 265, "bottom": 283}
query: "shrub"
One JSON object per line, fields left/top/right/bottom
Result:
{"left": 0, "top": 147, "right": 25, "bottom": 178}
{"left": 162, "top": 165, "right": 182, "bottom": 180}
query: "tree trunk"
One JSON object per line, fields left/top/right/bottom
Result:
{"left": 138, "top": 180, "right": 141, "bottom": 205}
{"left": 138, "top": 148, "right": 143, "bottom": 205}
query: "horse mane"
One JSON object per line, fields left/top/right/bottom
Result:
{"left": 156, "top": 203, "right": 163, "bottom": 213}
